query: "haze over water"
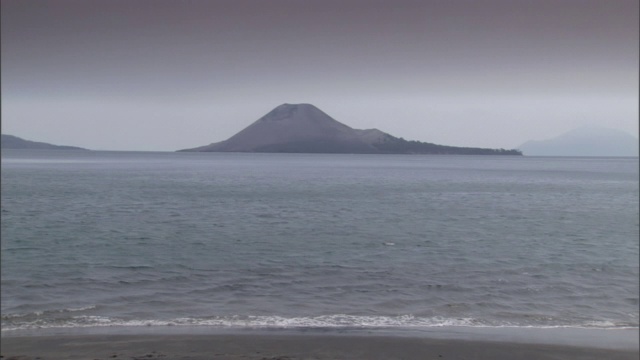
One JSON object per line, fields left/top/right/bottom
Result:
{"left": 1, "top": 151, "right": 638, "bottom": 332}
{"left": 2, "top": 1, "right": 637, "bottom": 151}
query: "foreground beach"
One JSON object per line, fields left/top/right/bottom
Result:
{"left": 2, "top": 329, "right": 639, "bottom": 360}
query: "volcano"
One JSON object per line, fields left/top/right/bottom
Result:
{"left": 179, "top": 103, "right": 521, "bottom": 155}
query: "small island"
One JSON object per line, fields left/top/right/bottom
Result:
{"left": 1, "top": 134, "right": 87, "bottom": 150}
{"left": 179, "top": 104, "right": 521, "bottom": 155}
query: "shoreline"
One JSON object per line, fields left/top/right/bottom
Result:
{"left": 2, "top": 330, "right": 638, "bottom": 360}
{"left": 3, "top": 325, "right": 638, "bottom": 347}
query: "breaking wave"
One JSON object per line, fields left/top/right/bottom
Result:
{"left": 2, "top": 313, "right": 636, "bottom": 332}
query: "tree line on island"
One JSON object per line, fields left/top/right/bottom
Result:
{"left": 369, "top": 134, "right": 520, "bottom": 155}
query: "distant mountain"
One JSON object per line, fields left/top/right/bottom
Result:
{"left": 1, "top": 134, "right": 87, "bottom": 150}
{"left": 518, "top": 127, "right": 638, "bottom": 157}
{"left": 179, "top": 103, "right": 521, "bottom": 155}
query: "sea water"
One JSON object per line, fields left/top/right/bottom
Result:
{"left": 1, "top": 150, "right": 638, "bottom": 332}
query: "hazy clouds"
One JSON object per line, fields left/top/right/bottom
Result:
{"left": 2, "top": 0, "right": 638, "bottom": 151}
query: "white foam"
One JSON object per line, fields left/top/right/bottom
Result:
{"left": 64, "top": 305, "right": 98, "bottom": 312}
{"left": 2, "top": 314, "right": 637, "bottom": 332}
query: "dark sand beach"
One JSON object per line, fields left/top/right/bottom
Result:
{"left": 2, "top": 330, "right": 638, "bottom": 360}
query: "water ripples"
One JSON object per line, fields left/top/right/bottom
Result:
{"left": 2, "top": 152, "right": 637, "bottom": 331}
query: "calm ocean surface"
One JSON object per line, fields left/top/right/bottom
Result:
{"left": 1, "top": 150, "right": 638, "bottom": 332}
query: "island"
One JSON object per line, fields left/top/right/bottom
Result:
{"left": 1, "top": 134, "right": 87, "bottom": 150}
{"left": 179, "top": 104, "right": 521, "bottom": 155}
{"left": 518, "top": 126, "right": 638, "bottom": 157}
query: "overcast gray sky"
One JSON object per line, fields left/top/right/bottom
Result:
{"left": 2, "top": 0, "right": 638, "bottom": 151}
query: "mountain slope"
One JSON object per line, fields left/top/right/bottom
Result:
{"left": 518, "top": 127, "right": 638, "bottom": 156}
{"left": 1, "top": 134, "right": 87, "bottom": 150}
{"left": 180, "top": 104, "right": 521, "bottom": 155}
{"left": 185, "top": 103, "right": 377, "bottom": 153}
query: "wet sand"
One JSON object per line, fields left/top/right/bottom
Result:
{"left": 2, "top": 332, "right": 638, "bottom": 360}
